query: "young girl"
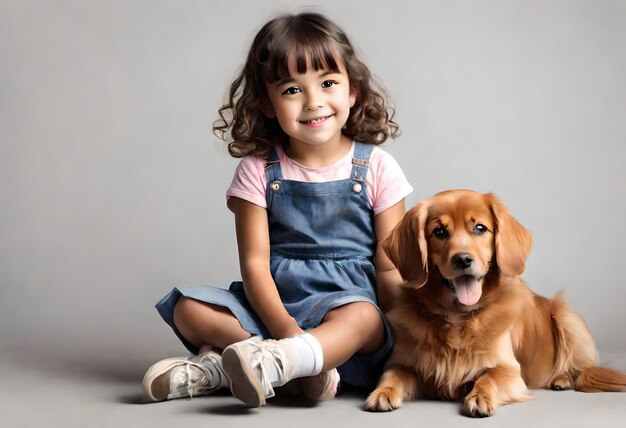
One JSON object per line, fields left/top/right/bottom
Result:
{"left": 142, "top": 12, "right": 412, "bottom": 407}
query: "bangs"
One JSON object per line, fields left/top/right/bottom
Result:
{"left": 258, "top": 22, "right": 343, "bottom": 84}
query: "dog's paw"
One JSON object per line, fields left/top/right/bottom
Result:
{"left": 363, "top": 387, "right": 403, "bottom": 412}
{"left": 463, "top": 390, "right": 495, "bottom": 418}
{"left": 551, "top": 373, "right": 573, "bottom": 391}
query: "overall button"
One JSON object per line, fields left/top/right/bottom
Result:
{"left": 353, "top": 183, "right": 363, "bottom": 193}
{"left": 271, "top": 181, "right": 281, "bottom": 191}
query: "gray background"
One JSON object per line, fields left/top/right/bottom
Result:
{"left": 1, "top": 0, "right": 625, "bottom": 427}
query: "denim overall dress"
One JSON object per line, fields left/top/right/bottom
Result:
{"left": 156, "top": 142, "right": 393, "bottom": 389}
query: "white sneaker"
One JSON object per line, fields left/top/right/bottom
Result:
{"left": 142, "top": 350, "right": 227, "bottom": 402}
{"left": 298, "top": 368, "right": 340, "bottom": 403}
{"left": 222, "top": 336, "right": 295, "bottom": 407}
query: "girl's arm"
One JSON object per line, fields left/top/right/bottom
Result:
{"left": 374, "top": 199, "right": 406, "bottom": 312}
{"left": 232, "top": 197, "right": 304, "bottom": 339}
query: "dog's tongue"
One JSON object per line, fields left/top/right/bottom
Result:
{"left": 453, "top": 275, "right": 482, "bottom": 306}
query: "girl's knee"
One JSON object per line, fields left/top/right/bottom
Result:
{"left": 173, "top": 296, "right": 200, "bottom": 325}
{"left": 172, "top": 297, "right": 218, "bottom": 335}
{"left": 361, "top": 303, "right": 385, "bottom": 333}
{"left": 172, "top": 297, "right": 224, "bottom": 347}
{"left": 173, "top": 298, "right": 247, "bottom": 348}
{"left": 354, "top": 301, "right": 382, "bottom": 323}
{"left": 331, "top": 301, "right": 383, "bottom": 330}
{"left": 348, "top": 302, "right": 385, "bottom": 352}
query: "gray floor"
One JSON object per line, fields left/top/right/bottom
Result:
{"left": 3, "top": 337, "right": 625, "bottom": 428}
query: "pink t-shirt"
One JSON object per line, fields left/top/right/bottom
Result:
{"left": 226, "top": 142, "right": 413, "bottom": 215}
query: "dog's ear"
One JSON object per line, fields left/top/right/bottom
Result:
{"left": 487, "top": 193, "right": 533, "bottom": 277}
{"left": 383, "top": 201, "right": 430, "bottom": 288}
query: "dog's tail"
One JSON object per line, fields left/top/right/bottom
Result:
{"left": 550, "top": 293, "right": 626, "bottom": 392}
{"left": 575, "top": 367, "right": 626, "bottom": 392}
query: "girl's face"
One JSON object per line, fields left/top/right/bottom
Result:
{"left": 263, "top": 54, "right": 357, "bottom": 154}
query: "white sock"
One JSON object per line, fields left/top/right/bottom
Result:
{"left": 282, "top": 332, "right": 324, "bottom": 379}
{"left": 233, "top": 334, "right": 324, "bottom": 387}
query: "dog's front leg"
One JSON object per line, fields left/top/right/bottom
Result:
{"left": 463, "top": 332, "right": 531, "bottom": 417}
{"left": 363, "top": 366, "right": 418, "bottom": 412}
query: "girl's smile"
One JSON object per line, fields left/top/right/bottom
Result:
{"left": 299, "top": 114, "right": 334, "bottom": 127}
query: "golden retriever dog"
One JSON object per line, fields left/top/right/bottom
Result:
{"left": 364, "top": 189, "right": 626, "bottom": 417}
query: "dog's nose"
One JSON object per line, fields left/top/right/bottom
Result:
{"left": 452, "top": 253, "right": 474, "bottom": 270}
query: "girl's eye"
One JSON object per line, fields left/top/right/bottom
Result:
{"left": 321, "top": 80, "right": 337, "bottom": 88}
{"left": 473, "top": 224, "right": 488, "bottom": 235}
{"left": 281, "top": 87, "right": 301, "bottom": 95}
{"left": 433, "top": 227, "right": 449, "bottom": 239}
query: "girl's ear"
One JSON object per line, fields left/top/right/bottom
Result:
{"left": 259, "top": 97, "right": 275, "bottom": 118}
{"left": 349, "top": 84, "right": 358, "bottom": 108}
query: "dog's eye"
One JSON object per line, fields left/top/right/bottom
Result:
{"left": 433, "top": 227, "right": 449, "bottom": 239}
{"left": 473, "top": 224, "right": 488, "bottom": 235}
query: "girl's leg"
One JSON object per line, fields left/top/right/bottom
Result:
{"left": 222, "top": 301, "right": 386, "bottom": 406}
{"left": 173, "top": 296, "right": 252, "bottom": 351}
{"left": 292, "top": 302, "right": 385, "bottom": 404}
{"left": 309, "top": 301, "right": 385, "bottom": 371}
{"left": 143, "top": 297, "right": 252, "bottom": 402}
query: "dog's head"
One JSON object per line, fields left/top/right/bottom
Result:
{"left": 383, "top": 190, "right": 532, "bottom": 307}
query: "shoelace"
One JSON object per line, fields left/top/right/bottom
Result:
{"left": 247, "top": 341, "right": 286, "bottom": 398}
{"left": 170, "top": 363, "right": 213, "bottom": 399}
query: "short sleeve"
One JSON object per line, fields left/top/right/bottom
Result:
{"left": 226, "top": 155, "right": 267, "bottom": 212}
{"left": 367, "top": 148, "right": 413, "bottom": 215}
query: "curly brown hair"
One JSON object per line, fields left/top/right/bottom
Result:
{"left": 213, "top": 12, "right": 399, "bottom": 159}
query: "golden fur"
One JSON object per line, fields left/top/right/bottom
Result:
{"left": 364, "top": 190, "right": 626, "bottom": 417}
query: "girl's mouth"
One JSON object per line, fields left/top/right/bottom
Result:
{"left": 299, "top": 115, "right": 332, "bottom": 126}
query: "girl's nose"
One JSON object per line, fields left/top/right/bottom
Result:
{"left": 304, "top": 104, "right": 322, "bottom": 112}
{"left": 304, "top": 92, "right": 323, "bottom": 111}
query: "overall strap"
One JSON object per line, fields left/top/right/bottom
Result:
{"left": 264, "top": 147, "right": 283, "bottom": 182}
{"left": 351, "top": 142, "right": 375, "bottom": 182}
